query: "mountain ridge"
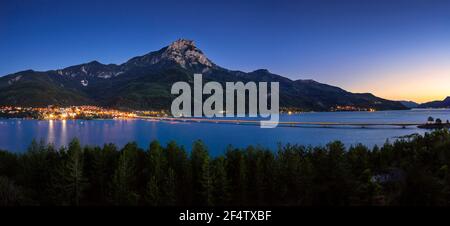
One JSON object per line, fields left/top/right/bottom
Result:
{"left": 0, "top": 39, "right": 407, "bottom": 111}
{"left": 418, "top": 97, "right": 450, "bottom": 109}
{"left": 399, "top": 101, "right": 419, "bottom": 108}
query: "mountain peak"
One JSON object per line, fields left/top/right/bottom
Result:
{"left": 162, "top": 39, "right": 213, "bottom": 69}
{"left": 168, "top": 39, "right": 196, "bottom": 50}
{"left": 252, "top": 69, "right": 271, "bottom": 74}
{"left": 86, "top": 60, "right": 102, "bottom": 65}
{"left": 124, "top": 39, "right": 214, "bottom": 70}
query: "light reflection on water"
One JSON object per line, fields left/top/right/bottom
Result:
{"left": 0, "top": 109, "right": 449, "bottom": 156}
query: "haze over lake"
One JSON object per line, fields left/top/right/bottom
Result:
{"left": 1, "top": 109, "right": 449, "bottom": 156}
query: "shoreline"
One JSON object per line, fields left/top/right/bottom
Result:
{"left": 1, "top": 115, "right": 447, "bottom": 130}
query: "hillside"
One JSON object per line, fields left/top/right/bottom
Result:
{"left": 0, "top": 39, "right": 407, "bottom": 111}
{"left": 419, "top": 97, "right": 450, "bottom": 108}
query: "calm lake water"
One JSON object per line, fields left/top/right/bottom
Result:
{"left": 1, "top": 109, "right": 449, "bottom": 156}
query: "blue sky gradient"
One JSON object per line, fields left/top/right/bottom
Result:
{"left": 1, "top": 0, "right": 449, "bottom": 102}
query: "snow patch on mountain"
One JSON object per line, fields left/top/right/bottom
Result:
{"left": 8, "top": 75, "right": 22, "bottom": 85}
{"left": 81, "top": 80, "right": 88, "bottom": 87}
{"left": 97, "top": 72, "right": 113, "bottom": 79}
{"left": 81, "top": 66, "right": 88, "bottom": 74}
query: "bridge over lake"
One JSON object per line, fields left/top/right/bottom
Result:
{"left": 138, "top": 116, "right": 424, "bottom": 129}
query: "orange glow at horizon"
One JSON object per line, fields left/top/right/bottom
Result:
{"left": 345, "top": 60, "right": 450, "bottom": 104}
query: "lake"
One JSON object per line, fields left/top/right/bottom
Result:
{"left": 1, "top": 109, "right": 449, "bottom": 156}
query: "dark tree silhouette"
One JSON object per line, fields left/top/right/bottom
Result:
{"left": 1, "top": 129, "right": 450, "bottom": 206}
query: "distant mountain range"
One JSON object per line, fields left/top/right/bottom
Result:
{"left": 418, "top": 97, "right": 450, "bottom": 109}
{"left": 399, "top": 101, "right": 419, "bottom": 108}
{"left": 0, "top": 39, "right": 407, "bottom": 111}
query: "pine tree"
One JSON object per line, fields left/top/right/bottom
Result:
{"left": 225, "top": 148, "right": 248, "bottom": 205}
{"left": 83, "top": 144, "right": 119, "bottom": 205}
{"left": 191, "top": 140, "right": 213, "bottom": 206}
{"left": 161, "top": 168, "right": 176, "bottom": 205}
{"left": 145, "top": 141, "right": 166, "bottom": 205}
{"left": 148, "top": 141, "right": 166, "bottom": 183}
{"left": 63, "top": 139, "right": 87, "bottom": 206}
{"left": 0, "top": 176, "right": 23, "bottom": 206}
{"left": 211, "top": 157, "right": 230, "bottom": 206}
{"left": 146, "top": 175, "right": 160, "bottom": 206}
{"left": 166, "top": 141, "right": 192, "bottom": 205}
{"left": 112, "top": 143, "right": 139, "bottom": 205}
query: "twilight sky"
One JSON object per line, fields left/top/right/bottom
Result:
{"left": 1, "top": 0, "right": 449, "bottom": 103}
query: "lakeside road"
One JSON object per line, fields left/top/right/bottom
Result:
{"left": 137, "top": 116, "right": 427, "bottom": 129}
